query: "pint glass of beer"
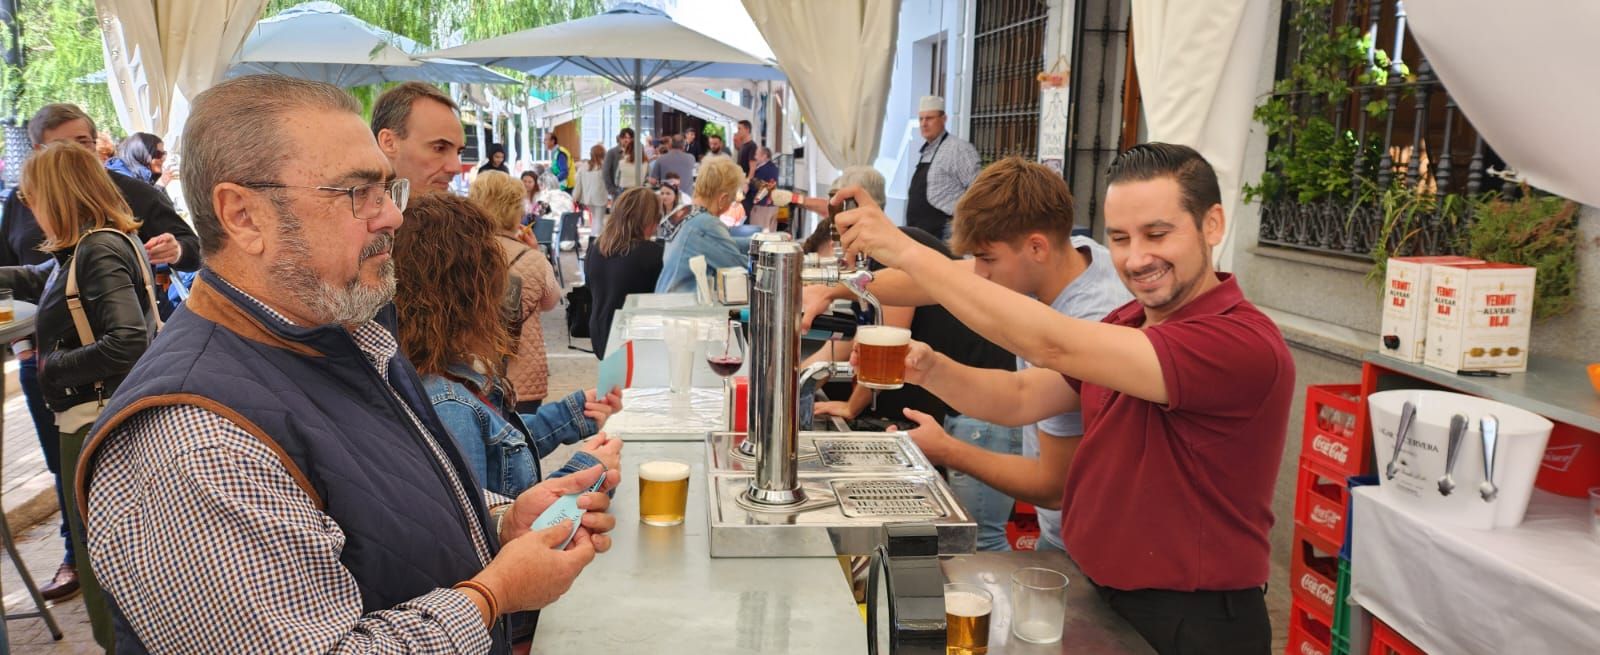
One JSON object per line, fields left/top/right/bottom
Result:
{"left": 944, "top": 583, "right": 991, "bottom": 654}
{"left": 638, "top": 460, "right": 691, "bottom": 526}
{"left": 0, "top": 289, "right": 13, "bottom": 324}
{"left": 855, "top": 325, "right": 911, "bottom": 390}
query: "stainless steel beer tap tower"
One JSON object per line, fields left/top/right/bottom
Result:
{"left": 740, "top": 238, "right": 880, "bottom": 510}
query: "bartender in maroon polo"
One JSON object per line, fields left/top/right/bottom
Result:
{"left": 834, "top": 143, "right": 1293, "bottom": 654}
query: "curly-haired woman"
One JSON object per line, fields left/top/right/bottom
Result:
{"left": 394, "top": 193, "right": 621, "bottom": 497}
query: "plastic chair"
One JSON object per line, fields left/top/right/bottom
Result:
{"left": 532, "top": 217, "right": 561, "bottom": 288}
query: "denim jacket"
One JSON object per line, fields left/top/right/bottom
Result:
{"left": 424, "top": 363, "right": 602, "bottom": 497}
{"left": 655, "top": 210, "right": 746, "bottom": 294}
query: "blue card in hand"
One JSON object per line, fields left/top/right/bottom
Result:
{"left": 530, "top": 467, "right": 609, "bottom": 550}
{"left": 597, "top": 340, "right": 633, "bottom": 398}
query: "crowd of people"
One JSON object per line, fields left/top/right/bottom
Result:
{"left": 0, "top": 72, "right": 1294, "bottom": 654}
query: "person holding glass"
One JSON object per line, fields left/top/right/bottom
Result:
{"left": 393, "top": 193, "right": 622, "bottom": 498}
{"left": 0, "top": 141, "right": 163, "bottom": 649}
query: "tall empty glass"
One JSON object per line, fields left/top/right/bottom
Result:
{"left": 1010, "top": 567, "right": 1068, "bottom": 644}
{"left": 664, "top": 318, "right": 697, "bottom": 396}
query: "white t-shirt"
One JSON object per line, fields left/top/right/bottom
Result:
{"left": 1023, "top": 235, "right": 1132, "bottom": 549}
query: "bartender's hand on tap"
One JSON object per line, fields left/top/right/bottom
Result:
{"left": 476, "top": 466, "right": 620, "bottom": 615}
{"left": 832, "top": 185, "right": 924, "bottom": 269}
{"left": 890, "top": 409, "right": 955, "bottom": 466}
{"left": 582, "top": 388, "right": 625, "bottom": 429}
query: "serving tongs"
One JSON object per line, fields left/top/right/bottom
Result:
{"left": 1386, "top": 400, "right": 1417, "bottom": 480}
{"left": 1437, "top": 413, "right": 1468, "bottom": 496}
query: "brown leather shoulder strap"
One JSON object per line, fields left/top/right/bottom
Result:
{"left": 77, "top": 393, "right": 326, "bottom": 521}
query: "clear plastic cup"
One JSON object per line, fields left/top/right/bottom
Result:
{"left": 1010, "top": 567, "right": 1068, "bottom": 644}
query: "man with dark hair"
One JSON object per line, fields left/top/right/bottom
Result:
{"left": 0, "top": 102, "right": 200, "bottom": 604}
{"left": 734, "top": 119, "right": 757, "bottom": 175}
{"left": 831, "top": 144, "right": 1291, "bottom": 654}
{"left": 601, "top": 127, "right": 636, "bottom": 198}
{"left": 372, "top": 81, "right": 465, "bottom": 195}
{"left": 684, "top": 126, "right": 703, "bottom": 160}
{"left": 706, "top": 133, "right": 729, "bottom": 159}
{"left": 545, "top": 132, "right": 573, "bottom": 193}
{"left": 79, "top": 75, "right": 618, "bottom": 652}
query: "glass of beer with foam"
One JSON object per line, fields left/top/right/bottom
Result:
{"left": 944, "top": 583, "right": 991, "bottom": 654}
{"left": 855, "top": 325, "right": 911, "bottom": 390}
{"left": 638, "top": 460, "right": 691, "bottom": 526}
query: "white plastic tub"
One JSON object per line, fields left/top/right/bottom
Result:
{"left": 1368, "top": 389, "right": 1553, "bottom": 529}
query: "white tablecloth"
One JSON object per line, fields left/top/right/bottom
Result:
{"left": 1350, "top": 486, "right": 1600, "bottom": 654}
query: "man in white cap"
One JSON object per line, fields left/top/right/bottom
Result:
{"left": 907, "top": 95, "right": 981, "bottom": 239}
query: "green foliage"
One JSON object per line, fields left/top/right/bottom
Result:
{"left": 1464, "top": 188, "right": 1580, "bottom": 319}
{"left": 1363, "top": 185, "right": 1466, "bottom": 286}
{"left": 1, "top": 0, "right": 122, "bottom": 147}
{"left": 1244, "top": 0, "right": 1394, "bottom": 205}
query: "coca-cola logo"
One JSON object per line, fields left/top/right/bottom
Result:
{"left": 1309, "top": 505, "right": 1342, "bottom": 529}
{"left": 1300, "top": 641, "right": 1327, "bottom": 655}
{"left": 1015, "top": 535, "right": 1038, "bottom": 550}
{"left": 1300, "top": 573, "right": 1335, "bottom": 606}
{"left": 1312, "top": 434, "right": 1350, "bottom": 464}
{"left": 1543, "top": 444, "right": 1582, "bottom": 472}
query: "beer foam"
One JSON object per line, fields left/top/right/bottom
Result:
{"left": 639, "top": 460, "right": 691, "bottom": 482}
{"left": 944, "top": 591, "right": 992, "bottom": 617}
{"left": 856, "top": 325, "right": 911, "bottom": 346}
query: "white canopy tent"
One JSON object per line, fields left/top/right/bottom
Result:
{"left": 1130, "top": 0, "right": 1273, "bottom": 271}
{"left": 427, "top": 2, "right": 784, "bottom": 182}
{"left": 227, "top": 2, "right": 518, "bottom": 86}
{"left": 742, "top": 0, "right": 900, "bottom": 170}
{"left": 1406, "top": 1, "right": 1600, "bottom": 208}
{"left": 95, "top": 0, "right": 268, "bottom": 138}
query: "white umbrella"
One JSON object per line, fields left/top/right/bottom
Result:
{"left": 427, "top": 2, "right": 784, "bottom": 181}
{"left": 227, "top": 2, "right": 518, "bottom": 87}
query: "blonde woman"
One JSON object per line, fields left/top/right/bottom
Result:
{"left": 470, "top": 171, "right": 561, "bottom": 412}
{"left": 654, "top": 155, "right": 746, "bottom": 294}
{"left": 0, "top": 141, "right": 161, "bottom": 649}
{"left": 583, "top": 187, "right": 664, "bottom": 356}
{"left": 573, "top": 143, "right": 610, "bottom": 232}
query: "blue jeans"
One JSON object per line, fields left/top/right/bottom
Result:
{"left": 20, "top": 357, "right": 72, "bottom": 565}
{"left": 942, "top": 414, "right": 1022, "bottom": 552}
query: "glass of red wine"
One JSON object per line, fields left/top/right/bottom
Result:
{"left": 706, "top": 319, "right": 746, "bottom": 423}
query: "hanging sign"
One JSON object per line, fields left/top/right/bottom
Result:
{"left": 1037, "top": 57, "right": 1070, "bottom": 175}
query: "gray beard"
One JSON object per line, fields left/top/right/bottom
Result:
{"left": 269, "top": 206, "right": 395, "bottom": 326}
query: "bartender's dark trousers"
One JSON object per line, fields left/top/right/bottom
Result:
{"left": 1094, "top": 584, "right": 1271, "bottom": 655}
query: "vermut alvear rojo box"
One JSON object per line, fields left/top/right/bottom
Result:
{"left": 1423, "top": 262, "right": 1537, "bottom": 373}
{"left": 1378, "top": 256, "right": 1482, "bottom": 362}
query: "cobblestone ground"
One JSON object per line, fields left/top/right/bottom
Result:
{"left": 3, "top": 252, "right": 598, "bottom": 652}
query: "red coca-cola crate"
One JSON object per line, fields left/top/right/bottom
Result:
{"left": 1006, "top": 502, "right": 1040, "bottom": 551}
{"left": 1369, "top": 617, "right": 1427, "bottom": 655}
{"left": 1290, "top": 525, "right": 1341, "bottom": 618}
{"left": 1302, "top": 384, "right": 1370, "bottom": 477}
{"left": 1285, "top": 597, "right": 1334, "bottom": 655}
{"left": 1294, "top": 458, "right": 1351, "bottom": 549}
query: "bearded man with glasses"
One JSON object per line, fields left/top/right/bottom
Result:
{"left": 71, "top": 75, "right": 618, "bottom": 653}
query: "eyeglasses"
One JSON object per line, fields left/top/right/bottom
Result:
{"left": 241, "top": 178, "right": 409, "bottom": 221}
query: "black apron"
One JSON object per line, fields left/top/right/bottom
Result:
{"left": 906, "top": 133, "right": 953, "bottom": 238}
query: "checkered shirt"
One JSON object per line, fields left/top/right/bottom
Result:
{"left": 86, "top": 281, "right": 502, "bottom": 653}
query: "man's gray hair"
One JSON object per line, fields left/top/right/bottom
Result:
{"left": 27, "top": 104, "right": 96, "bottom": 146}
{"left": 831, "top": 165, "right": 887, "bottom": 207}
{"left": 183, "top": 75, "right": 361, "bottom": 256}
{"left": 370, "top": 81, "right": 457, "bottom": 139}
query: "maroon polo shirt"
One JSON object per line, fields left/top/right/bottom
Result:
{"left": 1061, "top": 273, "right": 1293, "bottom": 591}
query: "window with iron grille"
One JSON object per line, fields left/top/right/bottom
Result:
{"left": 969, "top": 0, "right": 1049, "bottom": 164}
{"left": 1253, "top": 0, "right": 1498, "bottom": 260}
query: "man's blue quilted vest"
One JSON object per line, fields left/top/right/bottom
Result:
{"left": 78, "top": 269, "right": 508, "bottom": 653}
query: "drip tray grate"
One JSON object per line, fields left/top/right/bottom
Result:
{"left": 813, "top": 439, "right": 913, "bottom": 469}
{"left": 831, "top": 479, "right": 946, "bottom": 518}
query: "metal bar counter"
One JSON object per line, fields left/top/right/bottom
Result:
{"left": 534, "top": 441, "right": 868, "bottom": 653}
{"left": 938, "top": 551, "right": 1153, "bottom": 654}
